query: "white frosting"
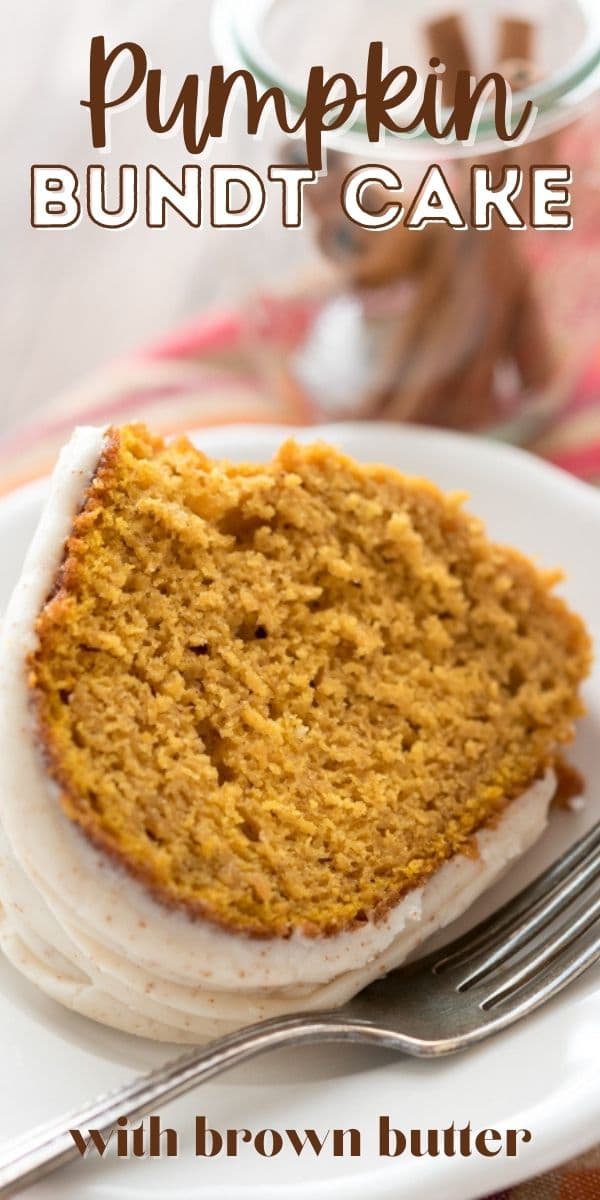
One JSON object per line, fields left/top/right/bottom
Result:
{"left": 0, "top": 427, "right": 555, "bottom": 1043}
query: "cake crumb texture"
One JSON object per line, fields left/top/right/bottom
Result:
{"left": 29, "top": 425, "right": 592, "bottom": 936}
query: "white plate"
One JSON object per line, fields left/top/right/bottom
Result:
{"left": 0, "top": 422, "right": 599, "bottom": 1200}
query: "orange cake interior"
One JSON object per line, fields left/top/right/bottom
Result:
{"left": 29, "top": 425, "right": 592, "bottom": 937}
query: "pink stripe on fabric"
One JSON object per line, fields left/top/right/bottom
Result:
{"left": 568, "top": 359, "right": 600, "bottom": 415}
{"left": 545, "top": 440, "right": 600, "bottom": 479}
{"left": 0, "top": 372, "right": 263, "bottom": 462}
{"left": 147, "top": 312, "right": 244, "bottom": 359}
{"left": 147, "top": 298, "right": 322, "bottom": 362}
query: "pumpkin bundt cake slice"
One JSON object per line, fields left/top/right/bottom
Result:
{"left": 0, "top": 423, "right": 591, "bottom": 1040}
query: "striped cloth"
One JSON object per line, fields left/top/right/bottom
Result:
{"left": 1, "top": 294, "right": 600, "bottom": 494}
{"left": 0, "top": 302, "right": 598, "bottom": 1199}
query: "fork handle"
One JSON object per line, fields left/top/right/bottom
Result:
{"left": 0, "top": 1014, "right": 363, "bottom": 1197}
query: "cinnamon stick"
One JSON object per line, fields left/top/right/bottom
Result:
{"left": 497, "top": 17, "right": 534, "bottom": 67}
{"left": 426, "top": 14, "right": 474, "bottom": 107}
{"left": 495, "top": 17, "right": 556, "bottom": 400}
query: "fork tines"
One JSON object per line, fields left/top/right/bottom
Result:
{"left": 433, "top": 821, "right": 600, "bottom": 1012}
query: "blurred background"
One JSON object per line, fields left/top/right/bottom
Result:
{"left": 2, "top": 0, "right": 600, "bottom": 480}
{"left": 1, "top": 8, "right": 599, "bottom": 1194}
{"left": 2, "top": 1, "right": 300, "bottom": 433}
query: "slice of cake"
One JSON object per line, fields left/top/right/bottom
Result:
{"left": 0, "top": 424, "right": 591, "bottom": 1041}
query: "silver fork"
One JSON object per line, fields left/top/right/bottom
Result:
{"left": 1, "top": 821, "right": 599, "bottom": 1197}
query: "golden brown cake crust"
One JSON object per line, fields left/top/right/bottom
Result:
{"left": 29, "top": 425, "right": 592, "bottom": 938}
